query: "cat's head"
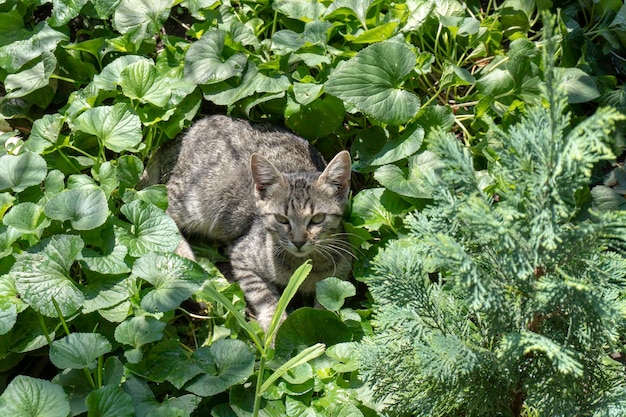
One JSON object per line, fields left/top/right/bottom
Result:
{"left": 250, "top": 151, "right": 351, "bottom": 258}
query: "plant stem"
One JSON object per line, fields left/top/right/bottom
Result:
{"left": 252, "top": 353, "right": 267, "bottom": 417}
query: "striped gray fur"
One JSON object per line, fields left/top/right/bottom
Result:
{"left": 140, "top": 115, "right": 352, "bottom": 330}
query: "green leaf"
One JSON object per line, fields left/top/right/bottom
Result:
{"left": 325, "top": 39, "right": 420, "bottom": 125}
{"left": 45, "top": 187, "right": 108, "bottom": 230}
{"left": 344, "top": 21, "right": 399, "bottom": 44}
{"left": 74, "top": 103, "right": 142, "bottom": 153}
{"left": 0, "top": 275, "right": 26, "bottom": 335}
{"left": 133, "top": 251, "right": 207, "bottom": 313}
{"left": 185, "top": 339, "right": 255, "bottom": 397}
{"left": 81, "top": 227, "right": 131, "bottom": 275}
{"left": 93, "top": 55, "right": 147, "bottom": 91}
{"left": 556, "top": 67, "right": 601, "bottom": 104}
{"left": 122, "top": 376, "right": 201, "bottom": 417}
{"left": 0, "top": 22, "right": 67, "bottom": 72}
{"left": 0, "top": 375, "right": 70, "bottom": 417}
{"left": 118, "top": 200, "right": 180, "bottom": 257}
{"left": 50, "top": 332, "right": 112, "bottom": 370}
{"left": 316, "top": 277, "right": 356, "bottom": 311}
{"left": 477, "top": 67, "right": 515, "bottom": 96}
{"left": 184, "top": 29, "right": 247, "bottom": 85}
{"left": 326, "top": 342, "right": 359, "bottom": 373}
{"left": 25, "top": 113, "right": 65, "bottom": 153}
{"left": 202, "top": 62, "right": 290, "bottom": 106}
{"left": 50, "top": 0, "right": 89, "bottom": 27}
{"left": 260, "top": 343, "right": 325, "bottom": 394}
{"left": 3, "top": 202, "right": 49, "bottom": 235}
{"left": 285, "top": 95, "right": 344, "bottom": 140}
{"left": 86, "top": 385, "right": 134, "bottom": 417}
{"left": 349, "top": 188, "right": 411, "bottom": 231}
{"left": 0, "top": 151, "right": 48, "bottom": 193}
{"left": 113, "top": 0, "right": 171, "bottom": 44}
{"left": 82, "top": 274, "right": 133, "bottom": 314}
{"left": 273, "top": 0, "right": 327, "bottom": 21}
{"left": 274, "top": 308, "right": 352, "bottom": 360}
{"left": 116, "top": 155, "right": 144, "bottom": 191}
{"left": 10, "top": 235, "right": 85, "bottom": 318}
{"left": 325, "top": 0, "right": 374, "bottom": 27}
{"left": 0, "top": 304, "right": 17, "bottom": 336}
{"left": 114, "top": 316, "right": 166, "bottom": 349}
{"left": 364, "top": 123, "right": 424, "bottom": 168}
{"left": 132, "top": 340, "right": 203, "bottom": 388}
{"left": 4, "top": 52, "right": 57, "bottom": 98}
{"left": 120, "top": 59, "right": 172, "bottom": 106}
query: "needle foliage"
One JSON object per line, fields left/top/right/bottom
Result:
{"left": 358, "top": 22, "right": 626, "bottom": 417}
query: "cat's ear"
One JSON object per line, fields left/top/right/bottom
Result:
{"left": 251, "top": 154, "right": 283, "bottom": 199}
{"left": 318, "top": 151, "right": 351, "bottom": 199}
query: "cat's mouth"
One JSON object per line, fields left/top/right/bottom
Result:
{"left": 285, "top": 242, "right": 313, "bottom": 257}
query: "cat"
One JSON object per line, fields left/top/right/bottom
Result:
{"left": 140, "top": 115, "right": 353, "bottom": 330}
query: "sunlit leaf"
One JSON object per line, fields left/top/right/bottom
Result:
{"left": 184, "top": 29, "right": 247, "bottom": 85}
{"left": 120, "top": 59, "right": 171, "bottom": 106}
{"left": 113, "top": 0, "right": 171, "bottom": 44}
{"left": 0, "top": 151, "right": 47, "bottom": 193}
{"left": 74, "top": 103, "right": 142, "bottom": 152}
{"left": 86, "top": 385, "right": 134, "bottom": 417}
{"left": 185, "top": 339, "right": 255, "bottom": 397}
{"left": 316, "top": 277, "right": 356, "bottom": 311}
{"left": 133, "top": 251, "right": 207, "bottom": 313}
{"left": 0, "top": 376, "right": 70, "bottom": 417}
{"left": 10, "top": 235, "right": 84, "bottom": 318}
{"left": 118, "top": 200, "right": 180, "bottom": 257}
{"left": 45, "top": 186, "right": 108, "bottom": 230}
{"left": 325, "top": 39, "right": 420, "bottom": 125}
{"left": 50, "top": 332, "right": 112, "bottom": 370}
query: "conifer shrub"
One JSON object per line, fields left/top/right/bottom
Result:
{"left": 358, "top": 30, "right": 626, "bottom": 417}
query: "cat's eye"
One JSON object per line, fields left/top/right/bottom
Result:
{"left": 274, "top": 214, "right": 290, "bottom": 225}
{"left": 309, "top": 213, "right": 326, "bottom": 225}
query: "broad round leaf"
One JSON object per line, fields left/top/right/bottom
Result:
{"left": 10, "top": 234, "right": 84, "bottom": 317}
{"left": 25, "top": 113, "right": 65, "bottom": 153}
{"left": 349, "top": 188, "right": 412, "bottom": 231}
{"left": 184, "top": 29, "right": 247, "bottom": 85}
{"left": 5, "top": 52, "right": 57, "bottom": 98}
{"left": 49, "top": 0, "right": 89, "bottom": 27}
{"left": 316, "top": 277, "right": 356, "bottom": 311}
{"left": 133, "top": 251, "right": 207, "bottom": 313}
{"left": 118, "top": 200, "right": 180, "bottom": 257}
{"left": 0, "top": 375, "right": 70, "bottom": 417}
{"left": 556, "top": 67, "right": 601, "bottom": 104}
{"left": 93, "top": 55, "right": 146, "bottom": 91}
{"left": 374, "top": 164, "right": 425, "bottom": 198}
{"left": 3, "top": 202, "right": 48, "bottom": 234}
{"left": 114, "top": 316, "right": 166, "bottom": 348}
{"left": 0, "top": 151, "right": 47, "bottom": 193}
{"left": 185, "top": 339, "right": 255, "bottom": 397}
{"left": 120, "top": 59, "right": 171, "bottom": 106}
{"left": 45, "top": 187, "right": 108, "bottom": 230}
{"left": 73, "top": 103, "right": 142, "bottom": 152}
{"left": 325, "top": 39, "right": 420, "bottom": 125}
{"left": 86, "top": 385, "right": 134, "bottom": 417}
{"left": 50, "top": 332, "right": 112, "bottom": 370}
{"left": 274, "top": 308, "right": 352, "bottom": 360}
{"left": 113, "top": 0, "right": 171, "bottom": 44}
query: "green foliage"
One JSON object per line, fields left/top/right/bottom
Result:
{"left": 357, "top": 51, "right": 626, "bottom": 416}
{"left": 1, "top": 0, "right": 626, "bottom": 415}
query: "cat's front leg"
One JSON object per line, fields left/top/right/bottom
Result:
{"left": 233, "top": 268, "right": 286, "bottom": 332}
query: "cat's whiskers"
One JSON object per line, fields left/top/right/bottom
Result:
{"left": 311, "top": 245, "right": 339, "bottom": 275}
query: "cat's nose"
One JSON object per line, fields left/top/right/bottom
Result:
{"left": 292, "top": 241, "right": 306, "bottom": 249}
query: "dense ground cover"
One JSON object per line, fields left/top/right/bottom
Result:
{"left": 1, "top": 0, "right": 626, "bottom": 416}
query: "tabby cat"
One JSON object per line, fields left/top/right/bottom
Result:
{"left": 140, "top": 115, "right": 352, "bottom": 330}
